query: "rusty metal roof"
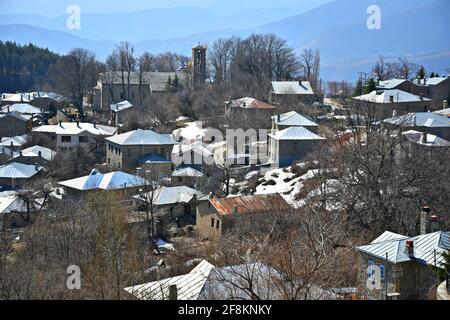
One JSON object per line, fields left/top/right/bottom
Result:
{"left": 210, "top": 194, "right": 290, "bottom": 216}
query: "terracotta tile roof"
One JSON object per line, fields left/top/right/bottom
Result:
{"left": 210, "top": 194, "right": 290, "bottom": 216}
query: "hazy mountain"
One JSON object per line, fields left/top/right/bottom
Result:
{"left": 0, "top": 0, "right": 448, "bottom": 80}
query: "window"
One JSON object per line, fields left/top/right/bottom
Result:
{"left": 178, "top": 177, "right": 182, "bottom": 183}
{"left": 211, "top": 218, "right": 215, "bottom": 227}
{"left": 108, "top": 158, "right": 111, "bottom": 164}
{"left": 61, "top": 136, "right": 71, "bottom": 143}
{"left": 216, "top": 220, "right": 220, "bottom": 229}
{"left": 380, "top": 264, "right": 385, "bottom": 281}
{"left": 79, "top": 136, "right": 88, "bottom": 143}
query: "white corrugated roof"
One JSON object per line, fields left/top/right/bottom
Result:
{"left": 33, "top": 123, "right": 116, "bottom": 136}
{"left": 172, "top": 141, "right": 213, "bottom": 158}
{"left": 134, "top": 186, "right": 204, "bottom": 206}
{"left": 358, "top": 231, "right": 450, "bottom": 267}
{"left": 110, "top": 100, "right": 133, "bottom": 113}
{"left": 354, "top": 89, "right": 431, "bottom": 103}
{"left": 124, "top": 260, "right": 215, "bottom": 300}
{"left": 1, "top": 103, "right": 42, "bottom": 114}
{"left": 272, "top": 111, "right": 318, "bottom": 127}
{"left": 0, "top": 162, "right": 42, "bottom": 179}
{"left": 382, "top": 112, "right": 450, "bottom": 128}
{"left": 13, "top": 145, "right": 56, "bottom": 161}
{"left": 172, "top": 167, "right": 204, "bottom": 177}
{"left": 272, "top": 81, "right": 314, "bottom": 95}
{"left": 106, "top": 129, "right": 176, "bottom": 146}
{"left": 58, "top": 170, "right": 148, "bottom": 191}
{"left": 269, "top": 126, "right": 325, "bottom": 141}
{"left": 0, "top": 193, "right": 27, "bottom": 214}
{"left": 376, "top": 79, "right": 407, "bottom": 89}
{"left": 0, "top": 134, "right": 29, "bottom": 147}
{"left": 402, "top": 130, "right": 450, "bottom": 147}
{"left": 413, "top": 77, "right": 448, "bottom": 86}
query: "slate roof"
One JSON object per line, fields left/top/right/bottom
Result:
{"left": 376, "top": 79, "right": 408, "bottom": 90}
{"left": 110, "top": 100, "right": 133, "bottom": 113}
{"left": 357, "top": 231, "right": 450, "bottom": 267}
{"left": 0, "top": 162, "right": 43, "bottom": 179}
{"left": 172, "top": 167, "right": 204, "bottom": 177}
{"left": 134, "top": 186, "right": 204, "bottom": 206}
{"left": 227, "top": 97, "right": 276, "bottom": 109}
{"left": 106, "top": 129, "right": 176, "bottom": 146}
{"left": 269, "top": 126, "right": 325, "bottom": 141}
{"left": 1, "top": 103, "right": 42, "bottom": 114}
{"left": 124, "top": 260, "right": 215, "bottom": 300}
{"left": 210, "top": 193, "right": 290, "bottom": 216}
{"left": 99, "top": 71, "right": 187, "bottom": 92}
{"left": 354, "top": 89, "right": 431, "bottom": 103}
{"left": 58, "top": 169, "right": 148, "bottom": 191}
{"left": 272, "top": 111, "right": 318, "bottom": 127}
{"left": 33, "top": 122, "right": 116, "bottom": 136}
{"left": 382, "top": 112, "right": 450, "bottom": 128}
{"left": 271, "top": 81, "right": 314, "bottom": 95}
{"left": 402, "top": 130, "right": 450, "bottom": 147}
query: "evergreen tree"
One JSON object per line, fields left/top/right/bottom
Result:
{"left": 430, "top": 72, "right": 435, "bottom": 78}
{"left": 353, "top": 79, "right": 363, "bottom": 96}
{"left": 165, "top": 76, "right": 172, "bottom": 92}
{"left": 363, "top": 77, "right": 376, "bottom": 94}
{"left": 417, "top": 66, "right": 426, "bottom": 79}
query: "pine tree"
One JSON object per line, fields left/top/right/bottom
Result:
{"left": 353, "top": 79, "right": 363, "bottom": 96}
{"left": 430, "top": 72, "right": 435, "bottom": 78}
{"left": 363, "top": 77, "right": 376, "bottom": 94}
{"left": 417, "top": 66, "right": 426, "bottom": 79}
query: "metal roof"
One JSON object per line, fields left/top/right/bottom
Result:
{"left": 210, "top": 193, "right": 290, "bottom": 216}
{"left": 357, "top": 231, "right": 450, "bottom": 267}
{"left": 106, "top": 129, "right": 176, "bottom": 146}
{"left": 382, "top": 112, "right": 450, "bottom": 128}
{"left": 0, "top": 134, "right": 29, "bottom": 147}
{"left": 172, "top": 167, "right": 204, "bottom": 177}
{"left": 172, "top": 141, "right": 214, "bottom": 158}
{"left": 137, "top": 153, "right": 171, "bottom": 164}
{"left": 0, "top": 111, "right": 28, "bottom": 122}
{"left": 124, "top": 260, "right": 215, "bottom": 300}
{"left": 110, "top": 100, "right": 133, "bottom": 113}
{"left": 402, "top": 130, "right": 450, "bottom": 147}
{"left": 271, "top": 81, "right": 314, "bottom": 95}
{"left": 413, "top": 77, "right": 449, "bottom": 86}
{"left": 134, "top": 186, "right": 204, "bottom": 206}
{"left": 272, "top": 111, "right": 318, "bottom": 127}
{"left": 227, "top": 97, "right": 276, "bottom": 109}
{"left": 33, "top": 122, "right": 117, "bottom": 136}
{"left": 58, "top": 170, "right": 148, "bottom": 191}
{"left": 0, "top": 193, "right": 27, "bottom": 214}
{"left": 0, "top": 162, "right": 42, "bottom": 179}
{"left": 354, "top": 89, "right": 431, "bottom": 103}
{"left": 269, "top": 126, "right": 325, "bottom": 141}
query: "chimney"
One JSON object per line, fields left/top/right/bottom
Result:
{"left": 420, "top": 205, "right": 431, "bottom": 235}
{"left": 376, "top": 77, "right": 380, "bottom": 86}
{"left": 55, "top": 188, "right": 61, "bottom": 195}
{"left": 443, "top": 100, "right": 448, "bottom": 110}
{"left": 405, "top": 240, "right": 414, "bottom": 258}
{"left": 422, "top": 132, "right": 427, "bottom": 144}
{"left": 93, "top": 121, "right": 97, "bottom": 128}
{"left": 38, "top": 151, "right": 42, "bottom": 158}
{"left": 35, "top": 163, "right": 39, "bottom": 172}
{"left": 417, "top": 77, "right": 421, "bottom": 85}
{"left": 277, "top": 114, "right": 281, "bottom": 122}
{"left": 392, "top": 109, "right": 398, "bottom": 118}
{"left": 423, "top": 78, "right": 427, "bottom": 85}
{"left": 59, "top": 121, "right": 62, "bottom": 127}
{"left": 19, "top": 150, "right": 22, "bottom": 156}
{"left": 76, "top": 121, "right": 80, "bottom": 128}
{"left": 168, "top": 285, "right": 178, "bottom": 300}
{"left": 430, "top": 215, "right": 439, "bottom": 233}
{"left": 420, "top": 93, "right": 424, "bottom": 101}
{"left": 389, "top": 95, "right": 394, "bottom": 103}
{"left": 7, "top": 105, "right": 10, "bottom": 113}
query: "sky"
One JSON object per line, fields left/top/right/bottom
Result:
{"left": 0, "top": 0, "right": 330, "bottom": 16}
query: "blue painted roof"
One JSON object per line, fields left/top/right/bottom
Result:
{"left": 138, "top": 153, "right": 171, "bottom": 164}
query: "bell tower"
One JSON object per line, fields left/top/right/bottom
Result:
{"left": 192, "top": 44, "right": 206, "bottom": 89}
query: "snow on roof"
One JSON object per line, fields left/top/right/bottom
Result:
{"left": 1, "top": 103, "right": 42, "bottom": 114}
{"left": 134, "top": 186, "right": 204, "bottom": 206}
{"left": 124, "top": 260, "right": 215, "bottom": 300}
{"left": 434, "top": 108, "right": 450, "bottom": 117}
{"left": 269, "top": 126, "right": 325, "bottom": 141}
{"left": 171, "top": 121, "right": 214, "bottom": 144}
{"left": 0, "top": 193, "right": 27, "bottom": 214}
{"left": 272, "top": 111, "right": 318, "bottom": 127}
{"left": 382, "top": 112, "right": 450, "bottom": 128}
{"left": 402, "top": 130, "right": 450, "bottom": 147}
{"left": 227, "top": 97, "right": 276, "bottom": 109}
{"left": 376, "top": 79, "right": 407, "bottom": 89}
{"left": 271, "top": 81, "right": 314, "bottom": 95}
{"left": 106, "top": 129, "right": 176, "bottom": 146}
{"left": 413, "top": 77, "right": 449, "bottom": 86}
{"left": 357, "top": 231, "right": 450, "bottom": 267}
{"left": 110, "top": 100, "right": 133, "bottom": 113}
{"left": 13, "top": 145, "right": 56, "bottom": 161}
{"left": 0, "top": 93, "right": 31, "bottom": 103}
{"left": 172, "top": 141, "right": 214, "bottom": 158}
{"left": 58, "top": 170, "right": 148, "bottom": 191}
{"left": 33, "top": 122, "right": 116, "bottom": 136}
{"left": 0, "top": 162, "right": 43, "bottom": 179}
{"left": 172, "top": 167, "right": 204, "bottom": 177}
{"left": 354, "top": 89, "right": 431, "bottom": 103}
{"left": 0, "top": 134, "right": 29, "bottom": 147}
{"left": 0, "top": 111, "right": 28, "bottom": 122}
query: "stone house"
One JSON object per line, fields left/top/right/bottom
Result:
{"left": 0, "top": 112, "right": 29, "bottom": 137}
{"left": 357, "top": 207, "right": 450, "bottom": 300}
{"left": 105, "top": 129, "right": 177, "bottom": 176}
{"left": 0, "top": 162, "right": 43, "bottom": 190}
{"left": 353, "top": 89, "right": 432, "bottom": 119}
{"left": 32, "top": 121, "right": 116, "bottom": 153}
{"left": 411, "top": 77, "right": 450, "bottom": 110}
{"left": 376, "top": 79, "right": 412, "bottom": 92}
{"left": 225, "top": 97, "right": 277, "bottom": 129}
{"left": 110, "top": 100, "right": 134, "bottom": 127}
{"left": 196, "top": 193, "right": 291, "bottom": 241}
{"left": 171, "top": 167, "right": 204, "bottom": 188}
{"left": 268, "top": 126, "right": 325, "bottom": 168}
{"left": 270, "top": 81, "right": 319, "bottom": 105}
{"left": 7, "top": 145, "right": 56, "bottom": 166}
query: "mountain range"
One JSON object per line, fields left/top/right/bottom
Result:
{"left": 0, "top": 0, "right": 448, "bottom": 81}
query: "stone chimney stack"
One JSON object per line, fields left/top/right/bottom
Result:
{"left": 443, "top": 100, "right": 448, "bottom": 110}
{"left": 420, "top": 205, "right": 431, "bottom": 235}
{"left": 422, "top": 132, "right": 427, "bottom": 144}
{"left": 430, "top": 215, "right": 440, "bottom": 233}
{"left": 405, "top": 240, "right": 414, "bottom": 258}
